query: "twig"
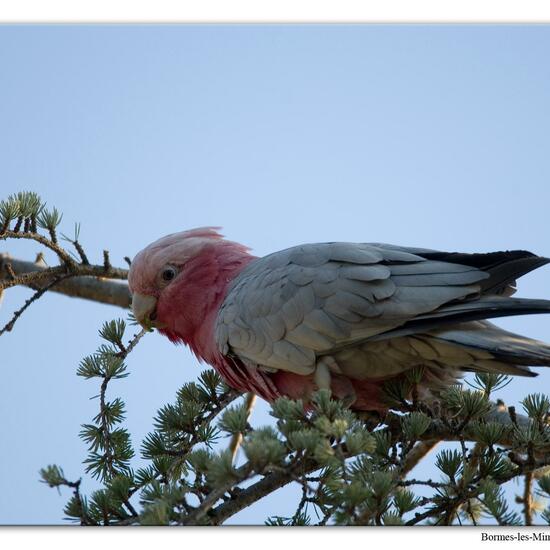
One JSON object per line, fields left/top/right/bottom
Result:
{"left": 181, "top": 464, "right": 253, "bottom": 525}
{"left": 73, "top": 240, "right": 90, "bottom": 265}
{"left": 384, "top": 404, "right": 533, "bottom": 449}
{"left": 399, "top": 440, "right": 440, "bottom": 478}
{"left": 0, "top": 274, "right": 71, "bottom": 336}
{"left": 46, "top": 475, "right": 96, "bottom": 526}
{"left": 206, "top": 458, "right": 322, "bottom": 525}
{"left": 229, "top": 393, "right": 257, "bottom": 461}
{"left": 292, "top": 484, "right": 309, "bottom": 524}
{"left": 99, "top": 375, "right": 115, "bottom": 479}
{"left": 1, "top": 230, "right": 76, "bottom": 266}
{"left": 160, "top": 390, "right": 242, "bottom": 460}
{"left": 523, "top": 471, "right": 534, "bottom": 526}
{"left": 5, "top": 262, "right": 16, "bottom": 280}
{"left": 398, "top": 478, "right": 447, "bottom": 489}
{"left": 103, "top": 250, "right": 111, "bottom": 272}
{"left": 406, "top": 455, "right": 550, "bottom": 526}
{"left": 508, "top": 406, "right": 519, "bottom": 427}
{"left": 0, "top": 255, "right": 130, "bottom": 308}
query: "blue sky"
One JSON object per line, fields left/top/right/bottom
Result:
{"left": 1, "top": 25, "right": 550, "bottom": 524}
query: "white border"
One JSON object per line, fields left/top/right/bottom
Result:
{"left": 1, "top": 6, "right": 549, "bottom": 548}
{"left": 1, "top": 0, "right": 550, "bottom": 23}
{"left": 2, "top": 526, "right": 546, "bottom": 549}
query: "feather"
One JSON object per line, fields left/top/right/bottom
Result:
{"left": 130, "top": 230, "right": 550, "bottom": 408}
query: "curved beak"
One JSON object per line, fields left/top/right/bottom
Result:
{"left": 132, "top": 293, "right": 161, "bottom": 330}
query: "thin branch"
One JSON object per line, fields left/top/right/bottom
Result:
{"left": 406, "top": 455, "right": 550, "bottom": 526}
{"left": 99, "top": 375, "right": 116, "bottom": 479}
{"left": 292, "top": 484, "right": 309, "bottom": 524}
{"left": 160, "top": 390, "right": 242, "bottom": 460}
{"left": 180, "top": 464, "right": 253, "bottom": 525}
{"left": 0, "top": 254, "right": 130, "bottom": 308}
{"left": 399, "top": 440, "right": 440, "bottom": 479}
{"left": 103, "top": 250, "right": 111, "bottom": 272}
{"left": 5, "top": 262, "right": 16, "bottom": 280}
{"left": 73, "top": 241, "right": 90, "bottom": 265}
{"left": 0, "top": 273, "right": 71, "bottom": 336}
{"left": 44, "top": 475, "right": 96, "bottom": 526}
{"left": 398, "top": 478, "right": 448, "bottom": 489}
{"left": 206, "top": 458, "right": 322, "bottom": 526}
{"left": 1, "top": 230, "right": 76, "bottom": 266}
{"left": 229, "top": 392, "right": 257, "bottom": 461}
{"left": 384, "top": 402, "right": 533, "bottom": 449}
{"left": 523, "top": 471, "right": 534, "bottom": 526}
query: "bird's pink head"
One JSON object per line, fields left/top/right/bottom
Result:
{"left": 128, "top": 227, "right": 253, "bottom": 357}
{"left": 128, "top": 227, "right": 227, "bottom": 299}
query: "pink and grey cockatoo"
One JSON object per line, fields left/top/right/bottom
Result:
{"left": 128, "top": 228, "right": 550, "bottom": 411}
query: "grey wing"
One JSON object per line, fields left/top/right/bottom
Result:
{"left": 214, "top": 242, "right": 488, "bottom": 375}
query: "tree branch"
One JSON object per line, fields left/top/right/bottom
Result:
{"left": 385, "top": 401, "right": 533, "bottom": 449}
{"left": 207, "top": 459, "right": 320, "bottom": 525}
{"left": 0, "top": 254, "right": 130, "bottom": 309}
{"left": 400, "top": 440, "right": 440, "bottom": 477}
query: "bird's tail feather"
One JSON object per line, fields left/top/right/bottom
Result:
{"left": 426, "top": 319, "right": 550, "bottom": 377}
{"left": 420, "top": 249, "right": 550, "bottom": 296}
{"left": 389, "top": 296, "right": 550, "bottom": 336}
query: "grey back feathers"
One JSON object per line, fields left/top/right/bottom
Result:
{"left": 214, "top": 242, "right": 550, "bottom": 380}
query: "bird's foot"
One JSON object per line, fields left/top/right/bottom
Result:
{"left": 314, "top": 356, "right": 357, "bottom": 407}
{"left": 314, "top": 358, "right": 333, "bottom": 391}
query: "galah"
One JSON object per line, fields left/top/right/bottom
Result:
{"left": 128, "top": 228, "right": 550, "bottom": 411}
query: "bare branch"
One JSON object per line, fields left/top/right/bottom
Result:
{"left": 229, "top": 393, "right": 257, "bottom": 462}
{"left": 0, "top": 254, "right": 130, "bottom": 309}
{"left": 523, "top": 471, "right": 534, "bottom": 526}
{"left": 400, "top": 440, "right": 440, "bottom": 478}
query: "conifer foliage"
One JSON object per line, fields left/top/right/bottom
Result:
{"left": 3, "top": 192, "right": 550, "bottom": 525}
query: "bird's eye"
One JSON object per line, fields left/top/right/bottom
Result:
{"left": 161, "top": 266, "right": 177, "bottom": 282}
